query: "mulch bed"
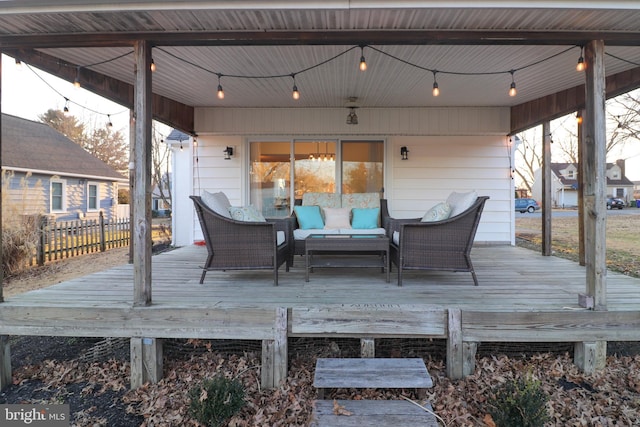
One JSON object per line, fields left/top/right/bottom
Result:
{"left": 1, "top": 337, "right": 639, "bottom": 426}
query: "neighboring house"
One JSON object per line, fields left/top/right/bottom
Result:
{"left": 1, "top": 113, "right": 128, "bottom": 222}
{"left": 531, "top": 159, "right": 634, "bottom": 208}
{"left": 152, "top": 181, "right": 171, "bottom": 216}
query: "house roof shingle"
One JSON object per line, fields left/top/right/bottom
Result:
{"left": 551, "top": 162, "right": 634, "bottom": 187}
{"left": 1, "top": 113, "right": 127, "bottom": 182}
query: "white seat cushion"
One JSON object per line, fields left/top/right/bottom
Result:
{"left": 446, "top": 191, "right": 477, "bottom": 217}
{"left": 201, "top": 190, "right": 232, "bottom": 218}
{"left": 276, "top": 230, "right": 286, "bottom": 246}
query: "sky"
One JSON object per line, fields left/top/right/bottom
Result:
{"left": 2, "top": 54, "right": 639, "bottom": 181}
{"left": 1, "top": 54, "right": 172, "bottom": 142}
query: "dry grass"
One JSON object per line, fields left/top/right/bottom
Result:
{"left": 516, "top": 212, "right": 640, "bottom": 278}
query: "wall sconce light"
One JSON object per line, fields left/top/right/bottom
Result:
{"left": 400, "top": 146, "right": 409, "bottom": 160}
{"left": 223, "top": 146, "right": 234, "bottom": 160}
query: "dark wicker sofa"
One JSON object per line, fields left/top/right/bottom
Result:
{"left": 190, "top": 195, "right": 292, "bottom": 286}
{"left": 388, "top": 196, "right": 489, "bottom": 286}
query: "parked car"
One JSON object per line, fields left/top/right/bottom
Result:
{"left": 515, "top": 198, "right": 540, "bottom": 213}
{"left": 606, "top": 197, "right": 625, "bottom": 210}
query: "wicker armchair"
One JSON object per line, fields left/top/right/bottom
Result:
{"left": 389, "top": 196, "right": 489, "bottom": 286}
{"left": 190, "top": 196, "right": 292, "bottom": 286}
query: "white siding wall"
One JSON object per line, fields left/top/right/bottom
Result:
{"left": 387, "top": 136, "right": 512, "bottom": 244}
{"left": 179, "top": 106, "right": 513, "bottom": 245}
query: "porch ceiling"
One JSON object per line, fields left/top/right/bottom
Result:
{"left": 1, "top": 4, "right": 640, "bottom": 131}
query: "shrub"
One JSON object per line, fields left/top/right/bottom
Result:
{"left": 487, "top": 375, "right": 550, "bottom": 427}
{"left": 2, "top": 171, "right": 42, "bottom": 276}
{"left": 188, "top": 376, "right": 245, "bottom": 427}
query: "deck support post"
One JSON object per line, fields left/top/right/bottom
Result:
{"left": 130, "top": 337, "right": 163, "bottom": 389}
{"left": 0, "top": 335, "right": 11, "bottom": 390}
{"left": 261, "top": 307, "right": 288, "bottom": 389}
{"left": 446, "top": 308, "right": 463, "bottom": 379}
{"left": 360, "top": 339, "right": 375, "bottom": 358}
{"left": 462, "top": 342, "right": 478, "bottom": 377}
{"left": 574, "top": 341, "right": 607, "bottom": 374}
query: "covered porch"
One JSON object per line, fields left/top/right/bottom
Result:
{"left": 1, "top": 244, "right": 639, "bottom": 389}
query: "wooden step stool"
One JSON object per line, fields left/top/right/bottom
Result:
{"left": 312, "top": 358, "right": 437, "bottom": 426}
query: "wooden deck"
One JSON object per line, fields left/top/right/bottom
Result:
{"left": 1, "top": 244, "right": 639, "bottom": 387}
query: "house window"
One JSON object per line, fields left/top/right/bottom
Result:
{"left": 50, "top": 180, "right": 66, "bottom": 212}
{"left": 88, "top": 183, "right": 99, "bottom": 211}
{"left": 567, "top": 170, "right": 575, "bottom": 179}
{"left": 248, "top": 140, "right": 384, "bottom": 217}
{"left": 341, "top": 140, "right": 384, "bottom": 194}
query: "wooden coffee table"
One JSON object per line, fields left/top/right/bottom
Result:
{"left": 305, "top": 234, "right": 390, "bottom": 283}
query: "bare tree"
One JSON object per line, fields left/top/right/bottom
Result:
{"left": 39, "top": 109, "right": 128, "bottom": 173}
{"left": 152, "top": 127, "right": 172, "bottom": 210}
{"left": 514, "top": 131, "right": 543, "bottom": 195}
{"left": 515, "top": 89, "right": 640, "bottom": 191}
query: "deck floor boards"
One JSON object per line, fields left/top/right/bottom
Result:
{"left": 1, "top": 245, "right": 639, "bottom": 344}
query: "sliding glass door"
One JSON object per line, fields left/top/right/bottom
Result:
{"left": 249, "top": 139, "right": 383, "bottom": 217}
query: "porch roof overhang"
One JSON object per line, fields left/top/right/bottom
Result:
{"left": 0, "top": 3, "right": 639, "bottom": 134}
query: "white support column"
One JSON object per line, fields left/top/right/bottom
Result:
{"left": 133, "top": 40, "right": 153, "bottom": 307}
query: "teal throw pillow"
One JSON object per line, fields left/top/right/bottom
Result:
{"left": 294, "top": 205, "right": 325, "bottom": 229}
{"left": 351, "top": 207, "right": 380, "bottom": 229}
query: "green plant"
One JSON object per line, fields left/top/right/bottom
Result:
{"left": 487, "top": 375, "right": 550, "bottom": 427}
{"left": 188, "top": 376, "right": 245, "bottom": 427}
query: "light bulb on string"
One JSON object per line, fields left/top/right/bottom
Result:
{"left": 432, "top": 71, "right": 440, "bottom": 97}
{"left": 63, "top": 98, "right": 70, "bottom": 114}
{"left": 359, "top": 46, "right": 367, "bottom": 71}
{"left": 73, "top": 66, "right": 81, "bottom": 88}
{"left": 107, "top": 114, "right": 113, "bottom": 128}
{"left": 576, "top": 47, "right": 586, "bottom": 72}
{"left": 216, "top": 74, "right": 225, "bottom": 100}
{"left": 15, "top": 58, "right": 22, "bottom": 69}
{"left": 508, "top": 70, "right": 517, "bottom": 97}
{"left": 291, "top": 74, "right": 300, "bottom": 100}
{"left": 150, "top": 59, "right": 157, "bottom": 72}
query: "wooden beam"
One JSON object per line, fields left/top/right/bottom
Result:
{"left": 133, "top": 40, "right": 153, "bottom": 307}
{"left": 446, "top": 308, "right": 463, "bottom": 380}
{"left": 130, "top": 337, "right": 163, "bottom": 389}
{"left": 511, "top": 66, "right": 640, "bottom": 133}
{"left": 583, "top": 40, "right": 608, "bottom": 312}
{"left": 5, "top": 48, "right": 194, "bottom": 133}
{"left": 578, "top": 109, "right": 585, "bottom": 266}
{"left": 0, "top": 336, "right": 10, "bottom": 390}
{"left": 2, "top": 30, "right": 640, "bottom": 49}
{"left": 0, "top": 52, "right": 4, "bottom": 304}
{"left": 542, "top": 122, "right": 552, "bottom": 256}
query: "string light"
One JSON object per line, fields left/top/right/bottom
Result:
{"left": 576, "top": 112, "right": 583, "bottom": 124}
{"left": 291, "top": 74, "right": 300, "bottom": 100}
{"left": 432, "top": 71, "right": 440, "bottom": 97}
{"left": 19, "top": 43, "right": 638, "bottom": 124}
{"left": 15, "top": 58, "right": 22, "bottom": 68}
{"left": 107, "top": 114, "right": 113, "bottom": 127}
{"left": 216, "top": 74, "right": 225, "bottom": 99}
{"left": 150, "top": 59, "right": 157, "bottom": 72}
{"left": 73, "top": 66, "right": 81, "bottom": 88}
{"left": 359, "top": 45, "right": 367, "bottom": 71}
{"left": 576, "top": 46, "right": 585, "bottom": 72}
{"left": 508, "top": 70, "right": 517, "bottom": 97}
